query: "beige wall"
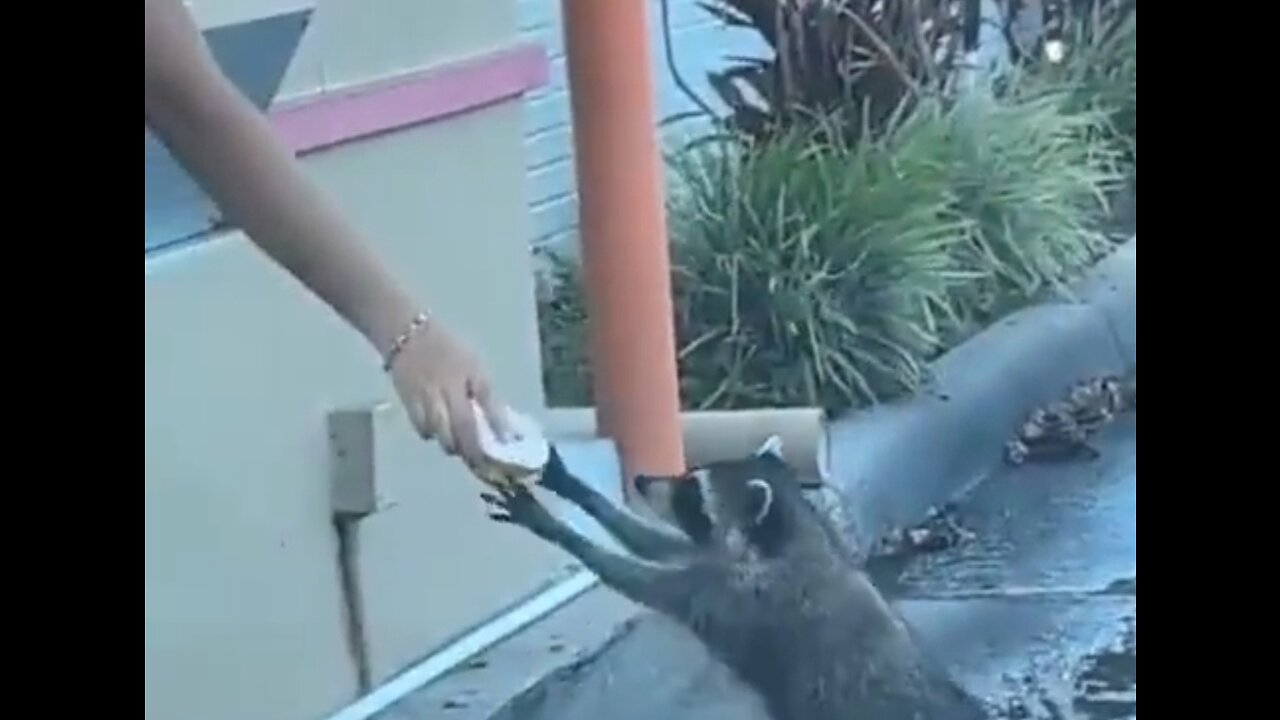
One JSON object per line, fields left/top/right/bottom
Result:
{"left": 145, "top": 2, "right": 562, "bottom": 719}
{"left": 277, "top": 0, "right": 516, "bottom": 102}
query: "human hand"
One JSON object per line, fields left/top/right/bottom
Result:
{"left": 386, "top": 317, "right": 509, "bottom": 467}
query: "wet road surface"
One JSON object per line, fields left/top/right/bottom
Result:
{"left": 879, "top": 414, "right": 1136, "bottom": 719}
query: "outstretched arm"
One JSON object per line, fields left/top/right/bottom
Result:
{"left": 539, "top": 448, "right": 692, "bottom": 561}
{"left": 485, "top": 486, "right": 690, "bottom": 615}
{"left": 144, "top": 0, "right": 414, "bottom": 355}
{"left": 144, "top": 0, "right": 507, "bottom": 464}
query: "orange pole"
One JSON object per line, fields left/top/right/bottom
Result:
{"left": 561, "top": 0, "right": 686, "bottom": 482}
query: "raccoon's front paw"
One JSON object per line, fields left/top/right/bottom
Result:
{"left": 483, "top": 484, "right": 559, "bottom": 540}
{"left": 535, "top": 446, "right": 582, "bottom": 500}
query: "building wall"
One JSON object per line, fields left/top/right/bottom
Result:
{"left": 144, "top": 2, "right": 563, "bottom": 720}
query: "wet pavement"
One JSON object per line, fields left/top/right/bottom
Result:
{"left": 483, "top": 415, "right": 1136, "bottom": 720}
{"left": 878, "top": 413, "right": 1136, "bottom": 719}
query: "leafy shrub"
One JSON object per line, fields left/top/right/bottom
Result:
{"left": 1006, "top": 0, "right": 1136, "bottom": 164}
{"left": 534, "top": 248, "right": 594, "bottom": 407}
{"left": 538, "top": 111, "right": 973, "bottom": 413}
{"left": 943, "top": 89, "right": 1125, "bottom": 334}
{"left": 668, "top": 118, "right": 969, "bottom": 412}
{"left": 536, "top": 91, "right": 1122, "bottom": 411}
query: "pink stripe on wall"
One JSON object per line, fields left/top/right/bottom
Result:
{"left": 271, "top": 42, "right": 550, "bottom": 155}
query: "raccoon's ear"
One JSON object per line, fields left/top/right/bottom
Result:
{"left": 745, "top": 478, "right": 774, "bottom": 526}
{"left": 755, "top": 434, "right": 785, "bottom": 461}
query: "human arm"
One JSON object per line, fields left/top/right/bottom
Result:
{"left": 144, "top": 0, "right": 506, "bottom": 462}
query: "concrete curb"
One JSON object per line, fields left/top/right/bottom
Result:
{"left": 479, "top": 239, "right": 1136, "bottom": 719}
{"left": 1072, "top": 237, "right": 1136, "bottom": 365}
{"left": 826, "top": 237, "right": 1137, "bottom": 554}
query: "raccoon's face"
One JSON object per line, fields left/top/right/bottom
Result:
{"left": 634, "top": 436, "right": 795, "bottom": 556}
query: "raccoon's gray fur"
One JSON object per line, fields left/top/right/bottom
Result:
{"left": 485, "top": 437, "right": 987, "bottom": 720}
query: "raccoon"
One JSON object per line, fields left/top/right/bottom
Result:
{"left": 484, "top": 437, "right": 987, "bottom": 720}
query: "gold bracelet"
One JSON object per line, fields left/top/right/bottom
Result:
{"left": 382, "top": 312, "right": 431, "bottom": 372}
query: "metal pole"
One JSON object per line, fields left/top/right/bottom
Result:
{"left": 560, "top": 0, "right": 686, "bottom": 483}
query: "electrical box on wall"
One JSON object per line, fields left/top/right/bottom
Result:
{"left": 328, "top": 402, "right": 401, "bottom": 518}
